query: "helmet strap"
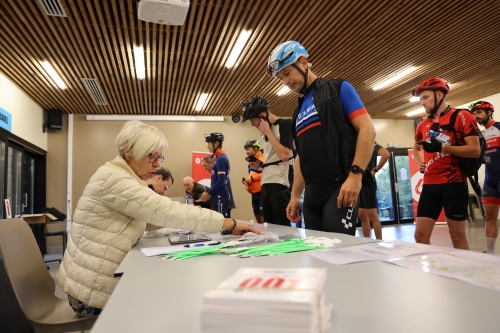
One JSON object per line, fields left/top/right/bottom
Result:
{"left": 291, "top": 62, "right": 309, "bottom": 95}
{"left": 211, "top": 141, "right": 222, "bottom": 158}
{"left": 431, "top": 91, "right": 445, "bottom": 116}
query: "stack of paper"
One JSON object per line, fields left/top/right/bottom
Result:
{"left": 200, "top": 267, "right": 332, "bottom": 333}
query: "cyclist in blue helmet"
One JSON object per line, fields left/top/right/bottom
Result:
{"left": 267, "top": 40, "right": 376, "bottom": 235}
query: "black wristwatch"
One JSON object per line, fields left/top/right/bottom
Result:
{"left": 350, "top": 165, "right": 363, "bottom": 174}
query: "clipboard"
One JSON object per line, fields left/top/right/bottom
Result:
{"left": 168, "top": 233, "right": 212, "bottom": 245}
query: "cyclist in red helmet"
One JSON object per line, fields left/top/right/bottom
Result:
{"left": 471, "top": 101, "right": 499, "bottom": 254}
{"left": 413, "top": 78, "right": 480, "bottom": 250}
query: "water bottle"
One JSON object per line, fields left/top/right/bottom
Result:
{"left": 186, "top": 194, "right": 194, "bottom": 205}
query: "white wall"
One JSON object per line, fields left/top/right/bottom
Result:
{"left": 372, "top": 118, "right": 415, "bottom": 148}
{"left": 0, "top": 72, "right": 47, "bottom": 150}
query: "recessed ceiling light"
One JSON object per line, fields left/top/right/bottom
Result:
{"left": 373, "top": 66, "right": 416, "bottom": 90}
{"left": 134, "top": 47, "right": 145, "bottom": 79}
{"left": 277, "top": 86, "right": 290, "bottom": 96}
{"left": 406, "top": 108, "right": 425, "bottom": 117}
{"left": 225, "top": 30, "right": 251, "bottom": 68}
{"left": 41, "top": 61, "right": 67, "bottom": 89}
{"left": 195, "top": 93, "right": 209, "bottom": 111}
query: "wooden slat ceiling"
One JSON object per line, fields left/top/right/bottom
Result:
{"left": 1, "top": 0, "right": 499, "bottom": 119}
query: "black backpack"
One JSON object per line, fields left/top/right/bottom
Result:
{"left": 444, "top": 109, "right": 486, "bottom": 196}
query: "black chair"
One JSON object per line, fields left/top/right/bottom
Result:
{"left": 42, "top": 207, "right": 68, "bottom": 265}
{"left": 44, "top": 222, "right": 68, "bottom": 264}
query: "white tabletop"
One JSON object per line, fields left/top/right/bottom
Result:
{"left": 92, "top": 225, "right": 500, "bottom": 333}
{"left": 114, "top": 224, "right": 378, "bottom": 276}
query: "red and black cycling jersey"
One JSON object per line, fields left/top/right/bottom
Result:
{"left": 483, "top": 121, "right": 500, "bottom": 174}
{"left": 415, "top": 108, "right": 479, "bottom": 184}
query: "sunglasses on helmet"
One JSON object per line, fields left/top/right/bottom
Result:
{"left": 266, "top": 49, "right": 294, "bottom": 76}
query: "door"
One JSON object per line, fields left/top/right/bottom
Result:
{"left": 6, "top": 144, "right": 23, "bottom": 217}
{"left": 22, "top": 153, "right": 36, "bottom": 214}
{"left": 392, "top": 151, "right": 414, "bottom": 223}
{"left": 0, "top": 139, "right": 5, "bottom": 217}
{"left": 0, "top": 130, "right": 46, "bottom": 219}
{"left": 373, "top": 148, "right": 415, "bottom": 224}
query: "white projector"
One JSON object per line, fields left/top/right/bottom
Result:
{"left": 138, "top": 0, "right": 190, "bottom": 26}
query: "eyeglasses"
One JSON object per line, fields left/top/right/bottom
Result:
{"left": 266, "top": 49, "right": 294, "bottom": 76}
{"left": 148, "top": 153, "right": 165, "bottom": 164}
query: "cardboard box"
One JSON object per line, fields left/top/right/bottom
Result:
{"left": 22, "top": 213, "right": 58, "bottom": 225}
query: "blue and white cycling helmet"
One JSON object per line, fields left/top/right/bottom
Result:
{"left": 266, "top": 40, "right": 309, "bottom": 77}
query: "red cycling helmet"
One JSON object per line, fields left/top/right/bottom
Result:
{"left": 412, "top": 77, "right": 450, "bottom": 97}
{"left": 469, "top": 101, "right": 494, "bottom": 113}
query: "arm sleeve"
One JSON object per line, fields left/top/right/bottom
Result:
{"left": 99, "top": 172, "right": 224, "bottom": 232}
{"left": 339, "top": 81, "right": 368, "bottom": 121}
{"left": 193, "top": 183, "right": 206, "bottom": 199}
{"left": 414, "top": 121, "right": 424, "bottom": 141}
{"left": 278, "top": 119, "right": 293, "bottom": 150}
{"left": 208, "top": 157, "right": 229, "bottom": 195}
{"left": 458, "top": 111, "right": 479, "bottom": 138}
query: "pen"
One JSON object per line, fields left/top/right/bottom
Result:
{"left": 184, "top": 242, "right": 221, "bottom": 248}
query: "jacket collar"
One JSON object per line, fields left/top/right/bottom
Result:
{"left": 214, "top": 150, "right": 226, "bottom": 158}
{"left": 110, "top": 156, "right": 148, "bottom": 186}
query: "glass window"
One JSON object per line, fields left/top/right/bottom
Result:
{"left": 0, "top": 140, "right": 4, "bottom": 217}
{"left": 7, "top": 146, "right": 23, "bottom": 217}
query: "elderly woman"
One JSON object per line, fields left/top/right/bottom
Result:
{"left": 57, "top": 120, "right": 258, "bottom": 316}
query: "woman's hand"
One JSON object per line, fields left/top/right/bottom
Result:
{"left": 222, "top": 219, "right": 262, "bottom": 235}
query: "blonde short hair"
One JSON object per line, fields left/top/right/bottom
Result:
{"left": 115, "top": 120, "right": 168, "bottom": 161}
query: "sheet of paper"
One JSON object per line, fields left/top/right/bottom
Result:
{"left": 140, "top": 242, "right": 218, "bottom": 257}
{"left": 387, "top": 250, "right": 500, "bottom": 291}
{"left": 306, "top": 241, "right": 445, "bottom": 265}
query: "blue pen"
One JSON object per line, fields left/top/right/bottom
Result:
{"left": 184, "top": 242, "right": 221, "bottom": 248}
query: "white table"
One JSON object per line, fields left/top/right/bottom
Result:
{"left": 92, "top": 225, "right": 500, "bottom": 333}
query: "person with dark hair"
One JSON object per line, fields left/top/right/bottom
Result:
{"left": 358, "top": 142, "right": 390, "bottom": 240}
{"left": 146, "top": 167, "right": 174, "bottom": 195}
{"left": 471, "top": 101, "right": 499, "bottom": 254}
{"left": 265, "top": 40, "right": 376, "bottom": 234}
{"left": 200, "top": 133, "right": 231, "bottom": 217}
{"left": 241, "top": 96, "right": 294, "bottom": 226}
{"left": 413, "top": 78, "right": 480, "bottom": 249}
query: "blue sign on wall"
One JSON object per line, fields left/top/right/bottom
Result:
{"left": 0, "top": 107, "right": 12, "bottom": 132}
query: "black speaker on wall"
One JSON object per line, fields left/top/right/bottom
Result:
{"left": 47, "top": 109, "right": 63, "bottom": 131}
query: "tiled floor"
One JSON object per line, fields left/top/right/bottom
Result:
{"left": 45, "top": 220, "right": 498, "bottom": 333}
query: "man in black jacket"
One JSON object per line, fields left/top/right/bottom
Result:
{"left": 241, "top": 96, "right": 294, "bottom": 226}
{"left": 266, "top": 40, "right": 375, "bottom": 234}
{"left": 182, "top": 176, "right": 211, "bottom": 209}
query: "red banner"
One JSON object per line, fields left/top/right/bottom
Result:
{"left": 408, "top": 149, "right": 446, "bottom": 223}
{"left": 192, "top": 151, "right": 211, "bottom": 188}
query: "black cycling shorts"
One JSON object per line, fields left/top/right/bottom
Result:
{"left": 303, "top": 180, "right": 359, "bottom": 235}
{"left": 417, "top": 182, "right": 468, "bottom": 221}
{"left": 359, "top": 182, "right": 378, "bottom": 209}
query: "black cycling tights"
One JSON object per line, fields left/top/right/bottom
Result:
{"left": 303, "top": 180, "right": 359, "bottom": 235}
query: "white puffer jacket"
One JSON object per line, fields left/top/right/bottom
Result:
{"left": 56, "top": 156, "right": 224, "bottom": 308}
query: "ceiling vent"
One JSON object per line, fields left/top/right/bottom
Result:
{"left": 39, "top": 0, "right": 67, "bottom": 17}
{"left": 81, "top": 78, "right": 108, "bottom": 106}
